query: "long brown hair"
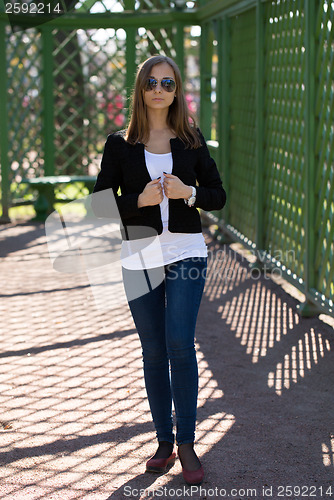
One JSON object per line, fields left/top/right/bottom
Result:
{"left": 126, "top": 55, "right": 201, "bottom": 149}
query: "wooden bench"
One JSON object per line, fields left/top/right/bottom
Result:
{"left": 21, "top": 175, "right": 96, "bottom": 221}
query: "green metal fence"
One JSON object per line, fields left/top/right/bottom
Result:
{"left": 201, "top": 0, "right": 333, "bottom": 318}
{"left": 0, "top": 0, "right": 333, "bottom": 318}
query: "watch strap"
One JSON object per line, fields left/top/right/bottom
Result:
{"left": 184, "top": 186, "right": 196, "bottom": 206}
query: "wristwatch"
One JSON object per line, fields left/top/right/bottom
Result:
{"left": 184, "top": 186, "right": 196, "bottom": 207}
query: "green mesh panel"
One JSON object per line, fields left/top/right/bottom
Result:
{"left": 52, "top": 27, "right": 127, "bottom": 175}
{"left": 263, "top": 0, "right": 306, "bottom": 278}
{"left": 314, "top": 0, "right": 334, "bottom": 299}
{"left": 228, "top": 8, "right": 257, "bottom": 242}
{"left": 136, "top": 26, "right": 177, "bottom": 61}
{"left": 3, "top": 11, "right": 198, "bottom": 186}
{"left": 6, "top": 27, "right": 44, "bottom": 200}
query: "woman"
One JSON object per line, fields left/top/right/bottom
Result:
{"left": 93, "top": 55, "right": 226, "bottom": 485}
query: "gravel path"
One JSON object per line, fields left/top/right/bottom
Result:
{"left": 0, "top": 222, "right": 333, "bottom": 499}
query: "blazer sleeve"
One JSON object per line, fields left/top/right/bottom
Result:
{"left": 194, "top": 130, "right": 227, "bottom": 212}
{"left": 92, "top": 134, "right": 142, "bottom": 219}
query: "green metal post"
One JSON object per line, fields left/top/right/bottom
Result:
{"left": 254, "top": 0, "right": 265, "bottom": 265}
{"left": 216, "top": 16, "right": 232, "bottom": 243}
{"left": 216, "top": 19, "right": 224, "bottom": 177}
{"left": 0, "top": 19, "right": 10, "bottom": 222}
{"left": 175, "top": 21, "right": 184, "bottom": 80}
{"left": 221, "top": 17, "right": 230, "bottom": 224}
{"left": 124, "top": 0, "right": 136, "bottom": 120}
{"left": 298, "top": 0, "right": 318, "bottom": 316}
{"left": 41, "top": 26, "right": 55, "bottom": 176}
{"left": 200, "top": 22, "right": 213, "bottom": 138}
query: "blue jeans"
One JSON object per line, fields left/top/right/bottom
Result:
{"left": 122, "top": 257, "right": 207, "bottom": 445}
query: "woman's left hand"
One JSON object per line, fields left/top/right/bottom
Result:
{"left": 163, "top": 173, "right": 193, "bottom": 200}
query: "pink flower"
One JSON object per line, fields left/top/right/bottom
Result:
{"left": 114, "top": 114, "right": 125, "bottom": 127}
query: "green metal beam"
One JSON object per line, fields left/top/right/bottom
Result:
{"left": 0, "top": 1, "right": 264, "bottom": 29}
{"left": 216, "top": 18, "right": 224, "bottom": 174}
{"left": 195, "top": 0, "right": 257, "bottom": 22}
{"left": 255, "top": 0, "right": 264, "bottom": 251}
{"left": 220, "top": 17, "right": 230, "bottom": 226}
{"left": 0, "top": 19, "right": 10, "bottom": 222}
{"left": 298, "top": 0, "right": 317, "bottom": 316}
{"left": 124, "top": 0, "right": 136, "bottom": 121}
{"left": 304, "top": 0, "right": 316, "bottom": 293}
{"left": 0, "top": 10, "right": 197, "bottom": 29}
{"left": 41, "top": 26, "right": 55, "bottom": 176}
{"left": 211, "top": 16, "right": 232, "bottom": 243}
{"left": 199, "top": 22, "right": 213, "bottom": 138}
{"left": 174, "top": 21, "right": 184, "bottom": 80}
{"left": 0, "top": 0, "right": 263, "bottom": 28}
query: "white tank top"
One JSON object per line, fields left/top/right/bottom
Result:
{"left": 121, "top": 150, "right": 207, "bottom": 270}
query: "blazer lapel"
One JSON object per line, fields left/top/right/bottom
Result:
{"left": 126, "top": 141, "right": 152, "bottom": 184}
{"left": 170, "top": 137, "right": 185, "bottom": 177}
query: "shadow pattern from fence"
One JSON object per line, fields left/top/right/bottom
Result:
{"left": 202, "top": 0, "right": 333, "bottom": 319}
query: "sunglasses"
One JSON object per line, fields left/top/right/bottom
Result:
{"left": 144, "top": 77, "right": 176, "bottom": 93}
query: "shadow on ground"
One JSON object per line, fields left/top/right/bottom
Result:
{"left": 193, "top": 239, "right": 334, "bottom": 494}
{"left": 0, "top": 222, "right": 333, "bottom": 499}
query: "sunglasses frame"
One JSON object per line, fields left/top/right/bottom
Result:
{"left": 144, "top": 77, "right": 176, "bottom": 93}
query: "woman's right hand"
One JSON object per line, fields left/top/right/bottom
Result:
{"left": 138, "top": 178, "right": 163, "bottom": 208}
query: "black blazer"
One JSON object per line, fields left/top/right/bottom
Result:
{"left": 93, "top": 129, "right": 226, "bottom": 238}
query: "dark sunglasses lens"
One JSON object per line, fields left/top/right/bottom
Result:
{"left": 145, "top": 78, "right": 157, "bottom": 91}
{"left": 144, "top": 78, "right": 175, "bottom": 92}
{"left": 161, "top": 79, "right": 176, "bottom": 92}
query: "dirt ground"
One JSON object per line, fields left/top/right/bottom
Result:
{"left": 0, "top": 221, "right": 333, "bottom": 500}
